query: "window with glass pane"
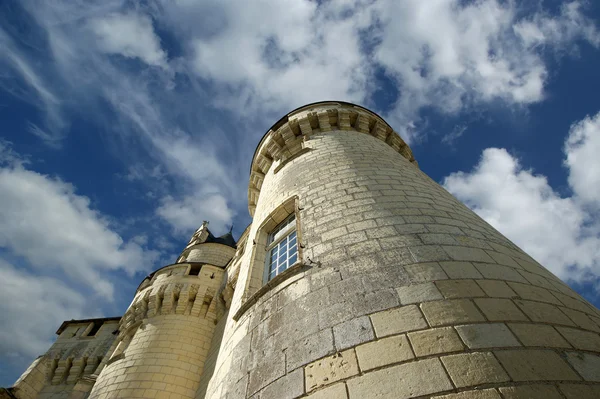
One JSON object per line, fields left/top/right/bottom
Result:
{"left": 266, "top": 214, "right": 297, "bottom": 281}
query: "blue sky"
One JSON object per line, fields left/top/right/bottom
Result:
{"left": 1, "top": 0, "right": 600, "bottom": 386}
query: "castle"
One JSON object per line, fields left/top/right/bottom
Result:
{"left": 4, "top": 101, "right": 600, "bottom": 399}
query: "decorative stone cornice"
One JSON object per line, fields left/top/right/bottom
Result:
{"left": 248, "top": 101, "right": 418, "bottom": 216}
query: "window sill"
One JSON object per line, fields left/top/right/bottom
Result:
{"left": 232, "top": 262, "right": 305, "bottom": 321}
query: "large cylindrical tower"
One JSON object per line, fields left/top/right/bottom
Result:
{"left": 202, "top": 102, "right": 600, "bottom": 399}
{"left": 89, "top": 223, "right": 236, "bottom": 399}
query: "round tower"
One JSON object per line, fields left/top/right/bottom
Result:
{"left": 89, "top": 222, "right": 236, "bottom": 399}
{"left": 203, "top": 102, "right": 600, "bottom": 399}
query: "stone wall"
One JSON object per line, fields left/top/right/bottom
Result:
{"left": 8, "top": 318, "right": 120, "bottom": 399}
{"left": 88, "top": 242, "right": 235, "bottom": 399}
{"left": 202, "top": 103, "right": 600, "bottom": 399}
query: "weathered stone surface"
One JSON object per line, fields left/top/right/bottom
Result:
{"left": 355, "top": 335, "right": 414, "bottom": 371}
{"left": 247, "top": 350, "right": 286, "bottom": 395}
{"left": 499, "top": 384, "right": 563, "bottom": 399}
{"left": 255, "top": 368, "right": 304, "bottom": 399}
{"left": 456, "top": 323, "right": 520, "bottom": 349}
{"left": 564, "top": 352, "right": 600, "bottom": 381}
{"left": 286, "top": 328, "right": 335, "bottom": 371}
{"left": 507, "top": 323, "right": 571, "bottom": 348}
{"left": 514, "top": 300, "right": 576, "bottom": 326}
{"left": 474, "top": 298, "right": 528, "bottom": 321}
{"left": 305, "top": 349, "right": 359, "bottom": 392}
{"left": 396, "top": 282, "right": 443, "bottom": 305}
{"left": 443, "top": 246, "right": 494, "bottom": 263}
{"left": 433, "top": 389, "right": 501, "bottom": 399}
{"left": 333, "top": 316, "right": 375, "bottom": 351}
{"left": 441, "top": 352, "right": 509, "bottom": 387}
{"left": 421, "top": 299, "right": 485, "bottom": 326}
{"left": 435, "top": 280, "right": 486, "bottom": 299}
{"left": 556, "top": 327, "right": 600, "bottom": 351}
{"left": 304, "top": 382, "right": 347, "bottom": 399}
{"left": 495, "top": 350, "right": 581, "bottom": 381}
{"left": 404, "top": 262, "right": 448, "bottom": 282}
{"left": 346, "top": 358, "right": 453, "bottom": 398}
{"left": 559, "top": 384, "right": 600, "bottom": 399}
{"left": 439, "top": 261, "right": 483, "bottom": 279}
{"left": 370, "top": 305, "right": 428, "bottom": 337}
{"left": 476, "top": 280, "right": 517, "bottom": 298}
{"left": 319, "top": 288, "right": 399, "bottom": 329}
{"left": 408, "top": 327, "right": 464, "bottom": 357}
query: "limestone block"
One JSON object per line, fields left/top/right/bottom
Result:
{"left": 256, "top": 368, "right": 304, "bottom": 399}
{"left": 433, "top": 389, "right": 501, "bottom": 399}
{"left": 495, "top": 349, "right": 581, "bottom": 381}
{"left": 404, "top": 262, "right": 449, "bottom": 282}
{"left": 559, "top": 384, "right": 600, "bottom": 399}
{"left": 346, "top": 358, "right": 453, "bottom": 398}
{"left": 441, "top": 352, "right": 509, "bottom": 387}
{"left": 435, "top": 280, "right": 486, "bottom": 299}
{"left": 474, "top": 298, "right": 528, "bottom": 322}
{"left": 286, "top": 328, "right": 335, "bottom": 371}
{"left": 408, "top": 245, "right": 451, "bottom": 262}
{"left": 499, "top": 384, "right": 563, "bottom": 399}
{"left": 396, "top": 282, "right": 443, "bottom": 305}
{"left": 439, "top": 261, "right": 483, "bottom": 279}
{"left": 355, "top": 335, "right": 414, "bottom": 371}
{"left": 305, "top": 349, "right": 359, "bottom": 392}
{"left": 455, "top": 323, "right": 520, "bottom": 349}
{"left": 304, "top": 382, "right": 347, "bottom": 399}
{"left": 370, "top": 305, "right": 428, "bottom": 337}
{"left": 443, "top": 246, "right": 495, "bottom": 263}
{"left": 420, "top": 299, "right": 485, "bottom": 326}
{"left": 507, "top": 323, "right": 570, "bottom": 348}
{"left": 408, "top": 327, "right": 463, "bottom": 357}
{"left": 474, "top": 264, "right": 528, "bottom": 283}
{"left": 507, "top": 282, "right": 562, "bottom": 305}
{"left": 564, "top": 352, "right": 600, "bottom": 381}
{"left": 476, "top": 280, "right": 517, "bottom": 298}
{"left": 560, "top": 308, "right": 600, "bottom": 332}
{"left": 333, "top": 316, "right": 374, "bottom": 351}
{"left": 514, "top": 300, "right": 576, "bottom": 326}
{"left": 555, "top": 327, "right": 600, "bottom": 351}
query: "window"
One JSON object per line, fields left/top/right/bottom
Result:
{"left": 264, "top": 213, "right": 298, "bottom": 282}
{"left": 86, "top": 321, "right": 103, "bottom": 337}
{"left": 188, "top": 264, "right": 202, "bottom": 276}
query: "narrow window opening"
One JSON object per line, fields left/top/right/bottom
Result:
{"left": 87, "top": 321, "right": 103, "bottom": 337}
{"left": 188, "top": 265, "right": 202, "bottom": 276}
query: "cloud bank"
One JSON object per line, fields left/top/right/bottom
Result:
{"left": 444, "top": 111, "right": 600, "bottom": 290}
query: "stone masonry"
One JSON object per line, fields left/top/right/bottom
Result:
{"left": 6, "top": 101, "right": 600, "bottom": 399}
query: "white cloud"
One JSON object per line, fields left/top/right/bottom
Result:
{"left": 0, "top": 28, "right": 67, "bottom": 146}
{"left": 443, "top": 112, "right": 600, "bottom": 288}
{"left": 565, "top": 112, "right": 600, "bottom": 208}
{"left": 0, "top": 260, "right": 91, "bottom": 359}
{"left": 0, "top": 151, "right": 160, "bottom": 298}
{"left": 370, "top": 0, "right": 597, "bottom": 138}
{"left": 157, "top": 193, "right": 233, "bottom": 236}
{"left": 514, "top": 2, "right": 600, "bottom": 49}
{"left": 89, "top": 12, "right": 168, "bottom": 68}
{"left": 167, "top": 0, "right": 599, "bottom": 141}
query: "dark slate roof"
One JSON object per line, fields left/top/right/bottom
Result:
{"left": 205, "top": 230, "right": 237, "bottom": 248}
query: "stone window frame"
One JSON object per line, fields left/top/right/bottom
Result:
{"left": 233, "top": 196, "right": 304, "bottom": 320}
{"left": 106, "top": 322, "right": 140, "bottom": 365}
{"left": 263, "top": 212, "right": 298, "bottom": 283}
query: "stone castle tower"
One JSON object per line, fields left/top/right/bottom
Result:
{"left": 5, "top": 101, "right": 600, "bottom": 399}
